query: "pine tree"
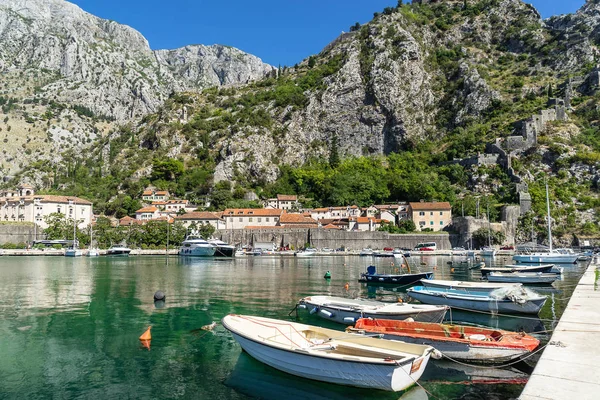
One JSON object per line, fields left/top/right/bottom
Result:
{"left": 329, "top": 135, "right": 340, "bottom": 168}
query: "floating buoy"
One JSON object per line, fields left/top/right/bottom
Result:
{"left": 139, "top": 326, "right": 152, "bottom": 341}
{"left": 397, "top": 298, "right": 403, "bottom": 303}
{"left": 344, "top": 282, "right": 349, "bottom": 290}
{"left": 139, "top": 326, "right": 151, "bottom": 351}
{"left": 154, "top": 291, "right": 165, "bottom": 302}
{"left": 433, "top": 266, "right": 437, "bottom": 270}
{"left": 451, "top": 268, "right": 455, "bottom": 273}
{"left": 324, "top": 271, "right": 331, "bottom": 279}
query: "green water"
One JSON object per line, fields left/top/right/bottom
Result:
{"left": 0, "top": 255, "right": 587, "bottom": 399}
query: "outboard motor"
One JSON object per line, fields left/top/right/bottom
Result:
{"left": 366, "top": 265, "right": 376, "bottom": 275}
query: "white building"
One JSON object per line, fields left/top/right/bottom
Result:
{"left": 310, "top": 206, "right": 361, "bottom": 221}
{"left": 142, "top": 189, "right": 170, "bottom": 202}
{"left": 223, "top": 208, "right": 283, "bottom": 229}
{"left": 174, "top": 212, "right": 226, "bottom": 230}
{"left": 0, "top": 185, "right": 93, "bottom": 229}
{"left": 135, "top": 206, "right": 160, "bottom": 221}
{"left": 152, "top": 199, "right": 190, "bottom": 213}
{"left": 264, "top": 194, "right": 299, "bottom": 210}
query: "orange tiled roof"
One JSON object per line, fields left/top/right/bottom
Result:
{"left": 279, "top": 213, "right": 317, "bottom": 224}
{"left": 152, "top": 201, "right": 167, "bottom": 205}
{"left": 34, "top": 195, "right": 92, "bottom": 205}
{"left": 174, "top": 212, "right": 223, "bottom": 220}
{"left": 155, "top": 191, "right": 169, "bottom": 195}
{"left": 136, "top": 206, "right": 158, "bottom": 213}
{"left": 223, "top": 208, "right": 283, "bottom": 217}
{"left": 142, "top": 190, "right": 153, "bottom": 196}
{"left": 323, "top": 223, "right": 341, "bottom": 229}
{"left": 409, "top": 202, "right": 452, "bottom": 211}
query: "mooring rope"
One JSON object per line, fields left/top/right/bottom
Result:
{"left": 439, "top": 342, "right": 550, "bottom": 369}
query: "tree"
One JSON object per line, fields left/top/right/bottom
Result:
{"left": 43, "top": 213, "right": 69, "bottom": 240}
{"left": 349, "top": 22, "right": 361, "bottom": 32}
{"left": 397, "top": 219, "right": 416, "bottom": 233}
{"left": 151, "top": 158, "right": 184, "bottom": 181}
{"left": 329, "top": 134, "right": 340, "bottom": 168}
{"left": 472, "top": 227, "right": 505, "bottom": 247}
{"left": 198, "top": 223, "right": 216, "bottom": 239}
{"left": 308, "top": 56, "right": 316, "bottom": 68}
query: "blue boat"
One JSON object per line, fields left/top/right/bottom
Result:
{"left": 358, "top": 266, "right": 433, "bottom": 285}
{"left": 406, "top": 286, "right": 547, "bottom": 315}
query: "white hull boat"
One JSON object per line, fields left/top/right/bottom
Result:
{"left": 295, "top": 249, "right": 317, "bottom": 257}
{"left": 487, "top": 272, "right": 559, "bottom": 285}
{"left": 480, "top": 247, "right": 497, "bottom": 257}
{"left": 420, "top": 279, "right": 521, "bottom": 293}
{"left": 298, "top": 296, "right": 448, "bottom": 325}
{"left": 222, "top": 315, "right": 437, "bottom": 392}
{"left": 179, "top": 237, "right": 216, "bottom": 257}
{"left": 512, "top": 253, "right": 579, "bottom": 264}
{"left": 107, "top": 246, "right": 132, "bottom": 256}
{"left": 86, "top": 249, "right": 99, "bottom": 257}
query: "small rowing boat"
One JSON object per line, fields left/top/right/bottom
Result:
{"left": 480, "top": 264, "right": 557, "bottom": 276}
{"left": 298, "top": 295, "right": 448, "bottom": 325}
{"left": 350, "top": 318, "right": 540, "bottom": 364}
{"left": 359, "top": 265, "right": 433, "bottom": 285}
{"left": 406, "top": 286, "right": 547, "bottom": 315}
{"left": 486, "top": 272, "right": 559, "bottom": 285}
{"left": 420, "top": 279, "right": 521, "bottom": 293}
{"left": 222, "top": 314, "right": 438, "bottom": 392}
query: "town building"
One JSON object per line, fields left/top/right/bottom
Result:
{"left": 222, "top": 208, "right": 284, "bottom": 229}
{"left": 151, "top": 199, "right": 192, "bottom": 214}
{"left": 174, "top": 212, "right": 226, "bottom": 230}
{"left": 264, "top": 194, "right": 299, "bottom": 210}
{"left": 142, "top": 189, "right": 170, "bottom": 202}
{"left": 408, "top": 201, "right": 452, "bottom": 231}
{"left": 277, "top": 213, "right": 318, "bottom": 228}
{"left": 0, "top": 184, "right": 93, "bottom": 229}
{"left": 135, "top": 206, "right": 160, "bottom": 221}
{"left": 310, "top": 206, "right": 361, "bottom": 221}
{"left": 351, "top": 216, "right": 381, "bottom": 232}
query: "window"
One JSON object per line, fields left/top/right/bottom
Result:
{"left": 430, "top": 221, "right": 434, "bottom": 225}
{"left": 419, "top": 211, "right": 425, "bottom": 216}
{"left": 239, "top": 218, "right": 243, "bottom": 222}
{"left": 430, "top": 212, "right": 433, "bottom": 216}
{"left": 419, "top": 221, "right": 426, "bottom": 226}
{"left": 249, "top": 217, "right": 253, "bottom": 222}
{"left": 440, "top": 221, "right": 444, "bottom": 225}
{"left": 258, "top": 218, "right": 262, "bottom": 222}
{"left": 266, "top": 218, "right": 270, "bottom": 222}
{"left": 439, "top": 211, "right": 443, "bottom": 216}
{"left": 274, "top": 218, "right": 278, "bottom": 222}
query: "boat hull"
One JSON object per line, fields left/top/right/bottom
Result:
{"left": 421, "top": 279, "right": 520, "bottom": 293}
{"left": 178, "top": 246, "right": 216, "bottom": 257}
{"left": 227, "top": 331, "right": 429, "bottom": 392}
{"left": 65, "top": 249, "right": 83, "bottom": 257}
{"left": 359, "top": 272, "right": 433, "bottom": 285}
{"left": 214, "top": 245, "right": 235, "bottom": 257}
{"left": 487, "top": 273, "right": 558, "bottom": 285}
{"left": 407, "top": 288, "right": 547, "bottom": 315}
{"left": 513, "top": 254, "right": 579, "bottom": 264}
{"left": 480, "top": 265, "right": 555, "bottom": 276}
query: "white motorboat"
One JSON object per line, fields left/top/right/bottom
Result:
{"left": 480, "top": 246, "right": 497, "bottom": 257}
{"left": 86, "top": 249, "right": 99, "bottom": 257}
{"left": 107, "top": 246, "right": 132, "bottom": 256}
{"left": 420, "top": 279, "right": 521, "bottom": 293}
{"left": 298, "top": 296, "right": 448, "bottom": 325}
{"left": 222, "top": 314, "right": 438, "bottom": 392}
{"left": 208, "top": 239, "right": 236, "bottom": 257}
{"left": 179, "top": 236, "right": 216, "bottom": 257}
{"left": 359, "top": 248, "right": 373, "bottom": 256}
{"left": 487, "top": 272, "right": 559, "bottom": 285}
{"left": 295, "top": 248, "right": 317, "bottom": 257}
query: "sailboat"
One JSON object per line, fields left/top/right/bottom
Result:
{"left": 480, "top": 204, "right": 496, "bottom": 257}
{"left": 87, "top": 223, "right": 99, "bottom": 257}
{"left": 513, "top": 181, "right": 579, "bottom": 264}
{"left": 65, "top": 202, "right": 83, "bottom": 257}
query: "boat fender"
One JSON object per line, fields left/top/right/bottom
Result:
{"left": 343, "top": 317, "right": 356, "bottom": 324}
{"left": 297, "top": 304, "right": 307, "bottom": 310}
{"left": 344, "top": 283, "right": 349, "bottom": 290}
{"left": 319, "top": 309, "right": 334, "bottom": 318}
{"left": 310, "top": 307, "right": 318, "bottom": 315}
{"left": 430, "top": 349, "right": 443, "bottom": 360}
{"left": 324, "top": 271, "right": 331, "bottom": 279}
{"left": 378, "top": 278, "right": 384, "bottom": 281}
{"left": 154, "top": 291, "right": 165, "bottom": 302}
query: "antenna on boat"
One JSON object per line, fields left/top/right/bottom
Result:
{"left": 545, "top": 179, "right": 553, "bottom": 253}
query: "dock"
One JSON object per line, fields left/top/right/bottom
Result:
{"left": 520, "top": 259, "right": 600, "bottom": 400}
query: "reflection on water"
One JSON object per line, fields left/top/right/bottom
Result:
{"left": 0, "top": 255, "right": 588, "bottom": 399}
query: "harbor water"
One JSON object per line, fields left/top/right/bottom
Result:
{"left": 0, "top": 255, "right": 588, "bottom": 399}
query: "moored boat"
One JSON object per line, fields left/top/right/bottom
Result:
{"left": 420, "top": 279, "right": 521, "bottom": 293}
{"left": 406, "top": 286, "right": 547, "bottom": 315}
{"left": 359, "top": 265, "right": 433, "bottom": 285}
{"left": 295, "top": 248, "right": 317, "bottom": 257}
{"left": 222, "top": 314, "right": 438, "bottom": 392}
{"left": 512, "top": 252, "right": 579, "bottom": 264}
{"left": 359, "top": 248, "right": 373, "bottom": 256}
{"left": 486, "top": 272, "right": 558, "bottom": 285}
{"left": 65, "top": 247, "right": 83, "bottom": 257}
{"left": 178, "top": 236, "right": 215, "bottom": 257}
{"left": 298, "top": 295, "right": 448, "bottom": 324}
{"left": 480, "top": 264, "right": 556, "bottom": 276}
{"left": 208, "top": 239, "right": 236, "bottom": 257}
{"left": 480, "top": 246, "right": 497, "bottom": 257}
{"left": 351, "top": 318, "right": 540, "bottom": 364}
{"left": 107, "top": 246, "right": 132, "bottom": 256}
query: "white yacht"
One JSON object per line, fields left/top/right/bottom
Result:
{"left": 107, "top": 246, "right": 132, "bottom": 256}
{"left": 179, "top": 236, "right": 216, "bottom": 257}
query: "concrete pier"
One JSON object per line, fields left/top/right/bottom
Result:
{"left": 520, "top": 260, "right": 600, "bottom": 400}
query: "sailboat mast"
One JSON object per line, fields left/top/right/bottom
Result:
{"left": 73, "top": 202, "right": 77, "bottom": 249}
{"left": 546, "top": 181, "right": 553, "bottom": 252}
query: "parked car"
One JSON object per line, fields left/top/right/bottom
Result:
{"left": 383, "top": 247, "right": 394, "bottom": 252}
{"left": 500, "top": 245, "right": 515, "bottom": 250}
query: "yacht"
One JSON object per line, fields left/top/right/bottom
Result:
{"left": 107, "top": 246, "right": 132, "bottom": 256}
{"left": 65, "top": 247, "right": 83, "bottom": 257}
{"left": 179, "top": 236, "right": 216, "bottom": 257}
{"left": 208, "top": 239, "right": 236, "bottom": 257}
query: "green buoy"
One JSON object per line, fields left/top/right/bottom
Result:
{"left": 324, "top": 271, "right": 331, "bottom": 279}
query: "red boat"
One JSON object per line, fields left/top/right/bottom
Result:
{"left": 352, "top": 318, "right": 539, "bottom": 364}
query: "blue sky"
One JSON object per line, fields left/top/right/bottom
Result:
{"left": 69, "top": 0, "right": 585, "bottom": 66}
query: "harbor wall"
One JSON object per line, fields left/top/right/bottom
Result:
{"left": 215, "top": 228, "right": 459, "bottom": 250}
{"left": 0, "top": 223, "right": 37, "bottom": 245}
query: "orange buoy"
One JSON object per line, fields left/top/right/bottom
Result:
{"left": 397, "top": 298, "right": 403, "bottom": 303}
{"left": 451, "top": 268, "right": 455, "bottom": 273}
{"left": 344, "top": 282, "right": 349, "bottom": 290}
{"left": 433, "top": 266, "right": 437, "bottom": 270}
{"left": 139, "top": 326, "right": 152, "bottom": 341}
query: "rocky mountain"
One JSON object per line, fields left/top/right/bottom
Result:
{"left": 5, "top": 0, "right": 600, "bottom": 237}
{"left": 0, "top": 0, "right": 273, "bottom": 176}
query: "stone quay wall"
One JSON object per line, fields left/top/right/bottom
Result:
{"left": 215, "top": 228, "right": 458, "bottom": 250}
{"left": 0, "top": 223, "right": 37, "bottom": 245}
